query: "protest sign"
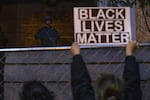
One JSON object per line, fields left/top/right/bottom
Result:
{"left": 74, "top": 7, "right": 132, "bottom": 46}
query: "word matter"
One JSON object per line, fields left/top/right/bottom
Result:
{"left": 76, "top": 32, "right": 130, "bottom": 44}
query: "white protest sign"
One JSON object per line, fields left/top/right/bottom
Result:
{"left": 74, "top": 7, "right": 132, "bottom": 47}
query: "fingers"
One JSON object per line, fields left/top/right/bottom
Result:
{"left": 71, "top": 42, "right": 80, "bottom": 56}
{"left": 71, "top": 41, "right": 139, "bottom": 56}
{"left": 129, "top": 40, "right": 139, "bottom": 48}
{"left": 72, "top": 42, "right": 78, "bottom": 47}
{"left": 126, "top": 40, "right": 138, "bottom": 56}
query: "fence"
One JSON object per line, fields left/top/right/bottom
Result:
{"left": 0, "top": 45, "right": 150, "bottom": 100}
{"left": 0, "top": 52, "right": 5, "bottom": 100}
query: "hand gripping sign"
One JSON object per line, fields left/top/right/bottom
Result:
{"left": 74, "top": 7, "right": 132, "bottom": 47}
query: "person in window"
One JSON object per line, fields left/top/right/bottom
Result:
{"left": 70, "top": 41, "right": 141, "bottom": 100}
{"left": 35, "top": 16, "right": 60, "bottom": 47}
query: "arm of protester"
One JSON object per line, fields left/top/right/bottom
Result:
{"left": 123, "top": 41, "right": 142, "bottom": 100}
{"left": 71, "top": 42, "right": 95, "bottom": 100}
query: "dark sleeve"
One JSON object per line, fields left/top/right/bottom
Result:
{"left": 71, "top": 55, "right": 96, "bottom": 100}
{"left": 123, "top": 56, "right": 142, "bottom": 100}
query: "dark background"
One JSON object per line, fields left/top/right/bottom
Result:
{"left": 0, "top": 0, "right": 149, "bottom": 48}
{"left": 0, "top": 1, "right": 96, "bottom": 48}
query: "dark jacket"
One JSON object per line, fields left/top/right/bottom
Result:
{"left": 71, "top": 55, "right": 141, "bottom": 100}
{"left": 123, "top": 56, "right": 141, "bottom": 100}
{"left": 35, "top": 26, "right": 59, "bottom": 47}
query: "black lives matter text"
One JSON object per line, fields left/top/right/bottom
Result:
{"left": 74, "top": 7, "right": 131, "bottom": 45}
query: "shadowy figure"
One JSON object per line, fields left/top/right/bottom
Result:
{"left": 35, "top": 16, "right": 60, "bottom": 47}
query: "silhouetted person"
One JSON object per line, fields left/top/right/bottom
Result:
{"left": 35, "top": 16, "right": 60, "bottom": 47}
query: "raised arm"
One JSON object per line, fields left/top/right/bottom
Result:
{"left": 71, "top": 42, "right": 96, "bottom": 100}
{"left": 123, "top": 41, "right": 142, "bottom": 100}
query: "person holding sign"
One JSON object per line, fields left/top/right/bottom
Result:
{"left": 70, "top": 41, "right": 141, "bottom": 100}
